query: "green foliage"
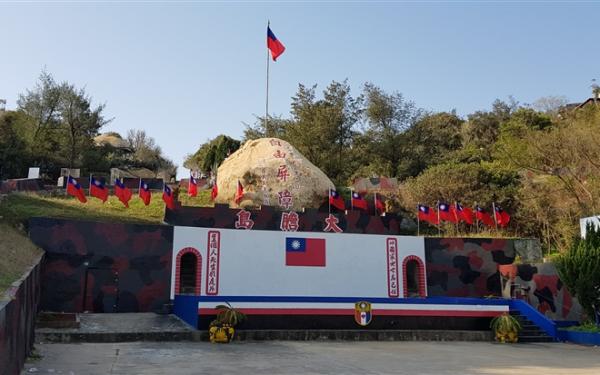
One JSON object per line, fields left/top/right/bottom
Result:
{"left": 490, "top": 313, "right": 521, "bottom": 343}
{"left": 403, "top": 161, "right": 519, "bottom": 209}
{"left": 184, "top": 135, "right": 241, "bottom": 173}
{"left": 556, "top": 223, "right": 600, "bottom": 319}
{"left": 0, "top": 111, "right": 29, "bottom": 179}
{"left": 210, "top": 302, "right": 246, "bottom": 327}
{"left": 564, "top": 322, "right": 600, "bottom": 333}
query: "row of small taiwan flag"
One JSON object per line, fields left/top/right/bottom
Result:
{"left": 417, "top": 202, "right": 511, "bottom": 227}
{"left": 66, "top": 176, "right": 175, "bottom": 209}
{"left": 328, "top": 189, "right": 386, "bottom": 215}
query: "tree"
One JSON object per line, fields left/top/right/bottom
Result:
{"left": 243, "top": 115, "right": 291, "bottom": 141}
{"left": 361, "top": 83, "right": 423, "bottom": 178}
{"left": 184, "top": 135, "right": 241, "bottom": 173}
{"left": 556, "top": 223, "right": 600, "bottom": 321}
{"left": 399, "top": 111, "right": 463, "bottom": 178}
{"left": 462, "top": 98, "right": 519, "bottom": 154}
{"left": 286, "top": 81, "right": 362, "bottom": 183}
{"left": 16, "top": 71, "right": 109, "bottom": 176}
{"left": 126, "top": 129, "right": 176, "bottom": 172}
{"left": 60, "top": 85, "right": 109, "bottom": 168}
{"left": 0, "top": 111, "right": 29, "bottom": 179}
{"left": 532, "top": 95, "right": 568, "bottom": 115}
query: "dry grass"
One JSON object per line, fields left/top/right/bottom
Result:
{"left": 0, "top": 222, "right": 43, "bottom": 297}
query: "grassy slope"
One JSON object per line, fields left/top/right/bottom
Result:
{"left": 0, "top": 190, "right": 213, "bottom": 226}
{"left": 0, "top": 223, "right": 43, "bottom": 297}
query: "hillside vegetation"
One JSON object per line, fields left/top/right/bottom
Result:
{"left": 0, "top": 223, "right": 43, "bottom": 296}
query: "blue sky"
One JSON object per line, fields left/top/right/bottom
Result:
{"left": 1, "top": 1, "right": 598, "bottom": 177}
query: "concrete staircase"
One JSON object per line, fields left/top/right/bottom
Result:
{"left": 510, "top": 310, "right": 554, "bottom": 343}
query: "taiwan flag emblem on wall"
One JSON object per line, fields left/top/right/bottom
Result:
{"left": 285, "top": 237, "right": 326, "bottom": 267}
{"left": 354, "top": 301, "right": 372, "bottom": 326}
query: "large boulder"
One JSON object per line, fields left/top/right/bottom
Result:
{"left": 215, "top": 138, "right": 335, "bottom": 210}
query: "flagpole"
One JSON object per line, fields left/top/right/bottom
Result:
{"left": 454, "top": 201, "right": 459, "bottom": 235}
{"left": 437, "top": 201, "right": 441, "bottom": 236}
{"left": 374, "top": 192, "right": 377, "bottom": 216}
{"left": 89, "top": 174, "right": 92, "bottom": 198}
{"left": 328, "top": 188, "right": 331, "bottom": 214}
{"left": 474, "top": 202, "right": 479, "bottom": 234}
{"left": 350, "top": 188, "right": 354, "bottom": 211}
{"left": 265, "top": 20, "right": 270, "bottom": 132}
{"left": 417, "top": 204, "right": 420, "bottom": 237}
{"left": 492, "top": 202, "right": 499, "bottom": 231}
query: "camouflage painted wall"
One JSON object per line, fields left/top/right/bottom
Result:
{"left": 0, "top": 257, "right": 41, "bottom": 375}
{"left": 29, "top": 218, "right": 173, "bottom": 313}
{"left": 425, "top": 238, "right": 516, "bottom": 298}
{"left": 499, "top": 263, "right": 582, "bottom": 321}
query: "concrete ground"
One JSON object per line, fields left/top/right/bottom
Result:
{"left": 23, "top": 341, "right": 600, "bottom": 375}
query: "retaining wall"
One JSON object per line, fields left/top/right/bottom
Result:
{"left": 0, "top": 256, "right": 42, "bottom": 375}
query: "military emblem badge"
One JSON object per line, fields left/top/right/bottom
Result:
{"left": 354, "top": 301, "right": 372, "bottom": 326}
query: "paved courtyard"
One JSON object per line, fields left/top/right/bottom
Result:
{"left": 23, "top": 341, "right": 600, "bottom": 375}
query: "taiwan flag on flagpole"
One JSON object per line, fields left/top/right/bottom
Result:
{"left": 188, "top": 174, "right": 198, "bottom": 197}
{"left": 89, "top": 176, "right": 108, "bottom": 203}
{"left": 114, "top": 178, "right": 132, "bottom": 208}
{"left": 476, "top": 206, "right": 495, "bottom": 227}
{"left": 285, "top": 237, "right": 326, "bottom": 267}
{"left": 351, "top": 191, "right": 368, "bottom": 211}
{"left": 139, "top": 179, "right": 151, "bottom": 206}
{"left": 417, "top": 204, "right": 438, "bottom": 225}
{"left": 438, "top": 202, "right": 457, "bottom": 223}
{"left": 234, "top": 180, "right": 244, "bottom": 204}
{"left": 66, "top": 176, "right": 87, "bottom": 203}
{"left": 494, "top": 204, "right": 511, "bottom": 227}
{"left": 329, "top": 189, "right": 345, "bottom": 211}
{"left": 162, "top": 184, "right": 175, "bottom": 210}
{"left": 267, "top": 25, "right": 285, "bottom": 61}
{"left": 455, "top": 202, "right": 474, "bottom": 225}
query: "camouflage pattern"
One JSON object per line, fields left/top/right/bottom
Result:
{"left": 499, "top": 263, "right": 582, "bottom": 321}
{"left": 165, "top": 204, "right": 411, "bottom": 235}
{"left": 28, "top": 217, "right": 173, "bottom": 313}
{"left": 425, "top": 238, "right": 516, "bottom": 298}
{"left": 0, "top": 178, "right": 44, "bottom": 193}
{"left": 0, "top": 258, "right": 41, "bottom": 375}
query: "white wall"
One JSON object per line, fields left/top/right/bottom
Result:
{"left": 171, "top": 226, "right": 425, "bottom": 300}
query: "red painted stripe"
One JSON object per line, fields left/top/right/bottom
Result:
{"left": 199, "top": 308, "right": 353, "bottom": 316}
{"left": 198, "top": 308, "right": 505, "bottom": 317}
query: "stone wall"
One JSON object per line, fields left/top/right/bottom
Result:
{"left": 0, "top": 256, "right": 42, "bottom": 375}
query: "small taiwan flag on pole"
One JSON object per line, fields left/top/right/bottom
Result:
{"left": 89, "top": 176, "right": 108, "bottom": 203}
{"left": 162, "top": 184, "right": 175, "bottom": 210}
{"left": 188, "top": 173, "right": 198, "bottom": 197}
{"left": 139, "top": 179, "right": 152, "bottom": 206}
{"left": 114, "top": 178, "right": 132, "bottom": 208}
{"left": 67, "top": 176, "right": 87, "bottom": 203}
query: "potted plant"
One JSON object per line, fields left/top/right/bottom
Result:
{"left": 208, "top": 302, "right": 247, "bottom": 343}
{"left": 490, "top": 313, "right": 521, "bottom": 343}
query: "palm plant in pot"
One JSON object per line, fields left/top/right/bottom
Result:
{"left": 490, "top": 313, "right": 521, "bottom": 343}
{"left": 208, "top": 302, "right": 246, "bottom": 343}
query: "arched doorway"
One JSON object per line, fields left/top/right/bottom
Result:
{"left": 175, "top": 247, "right": 201, "bottom": 295}
{"left": 403, "top": 256, "right": 426, "bottom": 298}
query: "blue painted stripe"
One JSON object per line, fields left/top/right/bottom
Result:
{"left": 187, "top": 295, "right": 510, "bottom": 306}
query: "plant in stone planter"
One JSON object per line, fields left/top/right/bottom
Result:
{"left": 208, "top": 302, "right": 247, "bottom": 344}
{"left": 490, "top": 313, "right": 521, "bottom": 343}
